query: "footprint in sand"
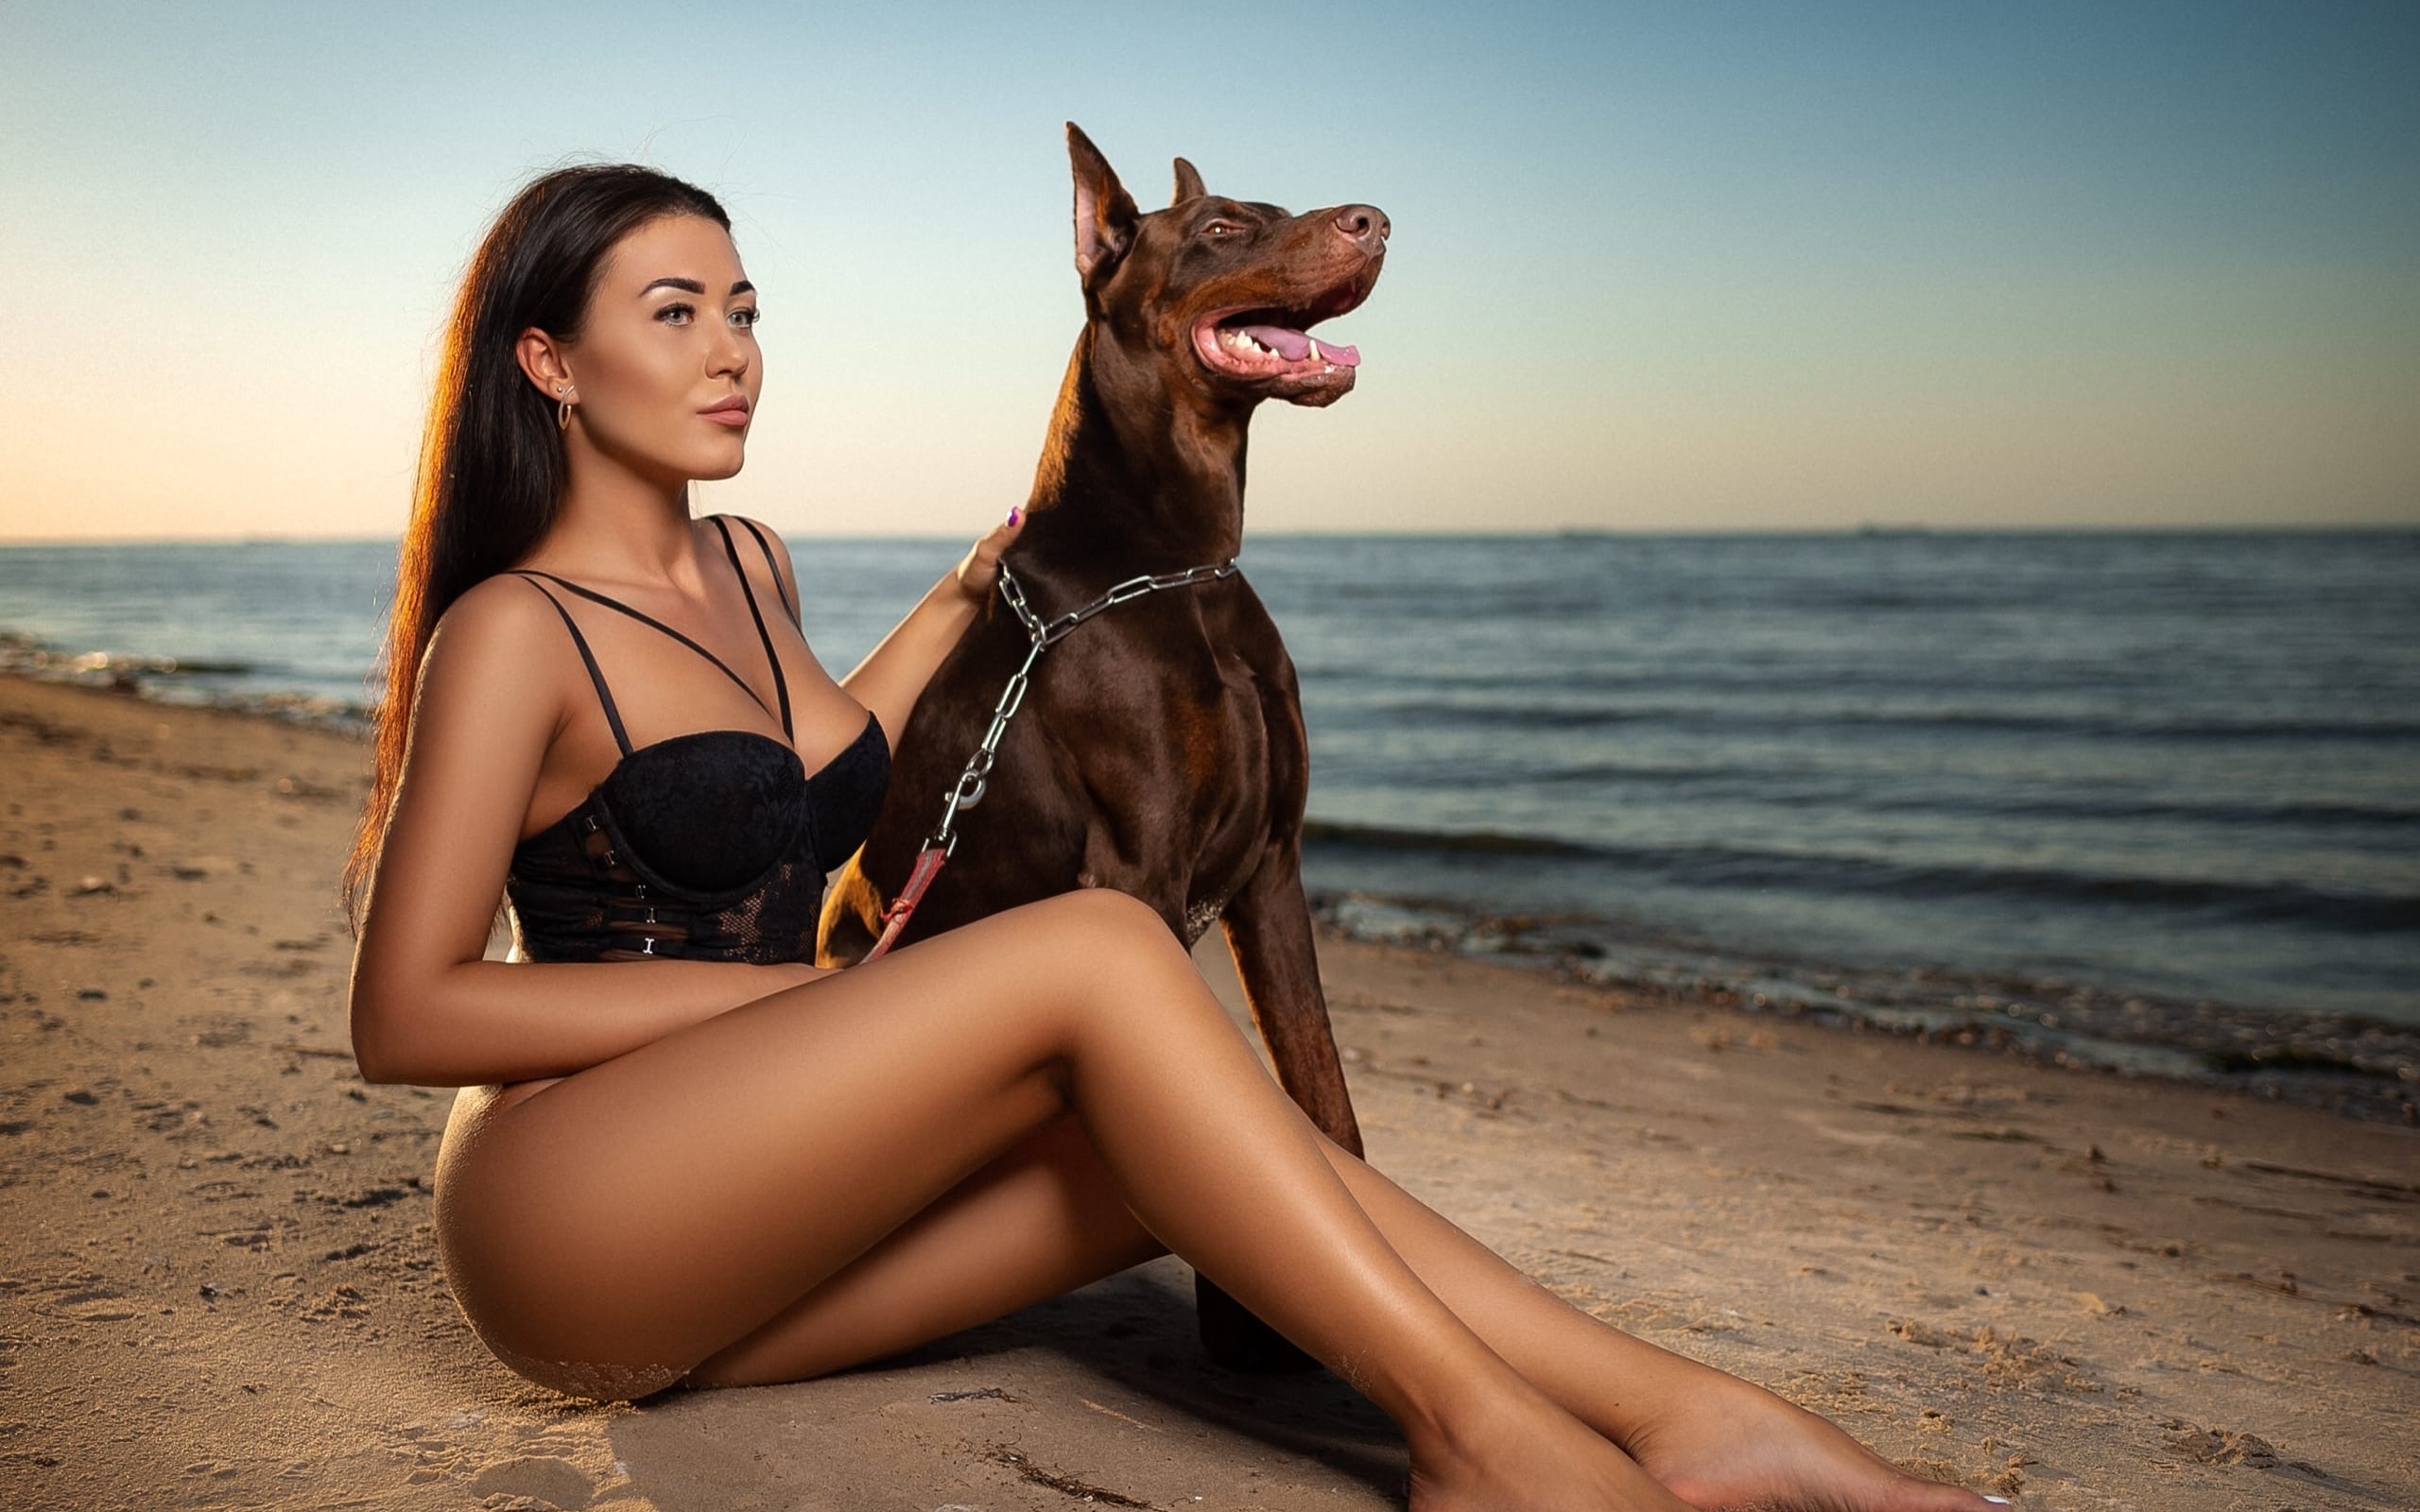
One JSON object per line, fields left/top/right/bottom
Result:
{"left": 467, "top": 1454, "right": 597, "bottom": 1507}
{"left": 299, "top": 1283, "right": 370, "bottom": 1321}
{"left": 43, "top": 1285, "right": 138, "bottom": 1323}
{"left": 2163, "top": 1419, "right": 2283, "bottom": 1469}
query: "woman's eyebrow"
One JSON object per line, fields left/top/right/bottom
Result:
{"left": 636, "top": 276, "right": 755, "bottom": 297}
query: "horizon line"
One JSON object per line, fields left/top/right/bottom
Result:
{"left": 5, "top": 521, "right": 2417, "bottom": 549}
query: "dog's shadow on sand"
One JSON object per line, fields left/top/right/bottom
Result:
{"left": 616, "top": 1255, "right": 1406, "bottom": 1506}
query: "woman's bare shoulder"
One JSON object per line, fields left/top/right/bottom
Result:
{"left": 411, "top": 574, "right": 572, "bottom": 737}
{"left": 432, "top": 572, "right": 570, "bottom": 659}
{"left": 716, "top": 513, "right": 803, "bottom": 623}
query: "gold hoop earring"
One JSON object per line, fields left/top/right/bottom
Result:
{"left": 555, "top": 383, "right": 576, "bottom": 432}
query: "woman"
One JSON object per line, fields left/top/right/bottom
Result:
{"left": 342, "top": 163, "right": 2010, "bottom": 1512}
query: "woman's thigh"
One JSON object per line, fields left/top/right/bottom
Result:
{"left": 430, "top": 887, "right": 1191, "bottom": 1399}
{"left": 684, "top": 1110, "right": 1170, "bottom": 1388}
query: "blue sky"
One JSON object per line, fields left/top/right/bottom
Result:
{"left": 1, "top": 0, "right": 2413, "bottom": 540}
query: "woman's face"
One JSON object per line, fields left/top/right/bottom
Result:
{"left": 544, "top": 213, "right": 763, "bottom": 486}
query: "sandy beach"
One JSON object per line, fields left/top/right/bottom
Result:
{"left": 2, "top": 669, "right": 2413, "bottom": 1511}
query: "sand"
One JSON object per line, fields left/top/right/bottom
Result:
{"left": 1, "top": 670, "right": 2414, "bottom": 1511}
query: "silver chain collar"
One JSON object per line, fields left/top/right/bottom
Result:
{"left": 923, "top": 554, "right": 1241, "bottom": 856}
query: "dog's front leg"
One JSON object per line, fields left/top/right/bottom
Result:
{"left": 1220, "top": 841, "right": 1362, "bottom": 1157}
{"left": 1190, "top": 839, "right": 1363, "bottom": 1373}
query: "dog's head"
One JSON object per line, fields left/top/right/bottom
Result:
{"left": 1066, "top": 122, "right": 1386, "bottom": 411}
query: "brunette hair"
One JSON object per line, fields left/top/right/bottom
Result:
{"left": 341, "top": 163, "right": 732, "bottom": 932}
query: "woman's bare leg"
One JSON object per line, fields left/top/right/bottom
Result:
{"left": 683, "top": 1111, "right": 1173, "bottom": 1383}
{"left": 433, "top": 888, "right": 1686, "bottom": 1511}
{"left": 687, "top": 1111, "right": 2007, "bottom": 1512}
{"left": 1320, "top": 1144, "right": 2011, "bottom": 1512}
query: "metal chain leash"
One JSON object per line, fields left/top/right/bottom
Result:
{"left": 857, "top": 552, "right": 1241, "bottom": 962}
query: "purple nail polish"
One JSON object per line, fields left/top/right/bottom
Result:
{"left": 1006, "top": 507, "right": 1022, "bottom": 526}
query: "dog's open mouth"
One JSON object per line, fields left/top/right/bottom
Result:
{"left": 1191, "top": 283, "right": 1368, "bottom": 404}
{"left": 1187, "top": 257, "right": 1377, "bottom": 404}
{"left": 1196, "top": 314, "right": 1361, "bottom": 379}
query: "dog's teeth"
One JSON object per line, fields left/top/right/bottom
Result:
{"left": 1217, "top": 326, "right": 1285, "bottom": 361}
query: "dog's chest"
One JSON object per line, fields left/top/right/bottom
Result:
{"left": 1042, "top": 625, "right": 1283, "bottom": 927}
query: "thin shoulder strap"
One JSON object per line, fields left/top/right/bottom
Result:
{"left": 709, "top": 515, "right": 794, "bottom": 740}
{"left": 512, "top": 566, "right": 774, "bottom": 724}
{"left": 510, "top": 572, "right": 633, "bottom": 757}
{"left": 733, "top": 515, "right": 799, "bottom": 626}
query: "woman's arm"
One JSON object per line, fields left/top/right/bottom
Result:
{"left": 741, "top": 510, "right": 1024, "bottom": 757}
{"left": 345, "top": 576, "right": 826, "bottom": 1088}
{"left": 838, "top": 566, "right": 983, "bottom": 754}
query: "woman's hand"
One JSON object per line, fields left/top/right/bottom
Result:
{"left": 952, "top": 505, "right": 1028, "bottom": 603}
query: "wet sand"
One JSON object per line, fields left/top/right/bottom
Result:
{"left": 2, "top": 671, "right": 2414, "bottom": 1510}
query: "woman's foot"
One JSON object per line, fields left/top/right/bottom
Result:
{"left": 1409, "top": 1383, "right": 1700, "bottom": 1512}
{"left": 1618, "top": 1366, "right": 2012, "bottom": 1511}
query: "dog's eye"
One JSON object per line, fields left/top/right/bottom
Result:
{"left": 1201, "top": 220, "right": 1247, "bottom": 240}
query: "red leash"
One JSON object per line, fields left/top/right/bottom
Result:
{"left": 862, "top": 845, "right": 948, "bottom": 961}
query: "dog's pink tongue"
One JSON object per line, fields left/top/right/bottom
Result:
{"left": 1242, "top": 324, "right": 1361, "bottom": 368}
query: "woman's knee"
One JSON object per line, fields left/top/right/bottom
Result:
{"left": 1027, "top": 888, "right": 1201, "bottom": 1008}
{"left": 1033, "top": 887, "right": 1187, "bottom": 970}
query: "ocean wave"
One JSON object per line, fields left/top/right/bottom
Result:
{"left": 1305, "top": 885, "right": 2420, "bottom": 1124}
{"left": 1302, "top": 817, "right": 2419, "bottom": 933}
{"left": 1503, "top": 766, "right": 2420, "bottom": 831}
{"left": 1340, "top": 697, "right": 2420, "bottom": 744}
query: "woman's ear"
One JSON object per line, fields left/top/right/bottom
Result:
{"left": 513, "top": 327, "right": 574, "bottom": 404}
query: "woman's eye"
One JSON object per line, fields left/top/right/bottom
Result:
{"left": 653, "top": 301, "right": 754, "bottom": 324}
{"left": 658, "top": 301, "right": 758, "bottom": 328}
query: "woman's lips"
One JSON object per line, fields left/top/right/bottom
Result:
{"left": 700, "top": 408, "right": 749, "bottom": 428}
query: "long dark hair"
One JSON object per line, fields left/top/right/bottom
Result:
{"left": 342, "top": 163, "right": 733, "bottom": 932}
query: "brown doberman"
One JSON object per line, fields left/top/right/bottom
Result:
{"left": 817, "top": 123, "right": 1388, "bottom": 1371}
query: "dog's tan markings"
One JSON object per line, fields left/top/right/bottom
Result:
{"left": 1178, "top": 699, "right": 1223, "bottom": 791}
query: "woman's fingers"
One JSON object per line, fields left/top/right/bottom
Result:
{"left": 986, "top": 505, "right": 1026, "bottom": 553}
{"left": 955, "top": 506, "right": 1028, "bottom": 598}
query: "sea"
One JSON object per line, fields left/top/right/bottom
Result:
{"left": 5, "top": 530, "right": 2414, "bottom": 1120}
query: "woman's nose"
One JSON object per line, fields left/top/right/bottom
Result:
{"left": 710, "top": 326, "right": 750, "bottom": 375}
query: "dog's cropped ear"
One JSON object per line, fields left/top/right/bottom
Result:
{"left": 1066, "top": 122, "right": 1139, "bottom": 286}
{"left": 1171, "top": 156, "right": 1206, "bottom": 206}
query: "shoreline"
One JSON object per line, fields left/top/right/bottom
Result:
{"left": 3, "top": 639, "right": 2410, "bottom": 1127}
{"left": 2, "top": 670, "right": 2415, "bottom": 1508}
{"left": 1305, "top": 890, "right": 2420, "bottom": 1129}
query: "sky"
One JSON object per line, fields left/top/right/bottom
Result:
{"left": 1, "top": 0, "right": 2415, "bottom": 541}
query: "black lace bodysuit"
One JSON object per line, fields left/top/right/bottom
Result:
{"left": 501, "top": 515, "right": 889, "bottom": 965}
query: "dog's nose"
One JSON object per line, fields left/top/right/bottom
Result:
{"left": 1333, "top": 205, "right": 1389, "bottom": 254}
